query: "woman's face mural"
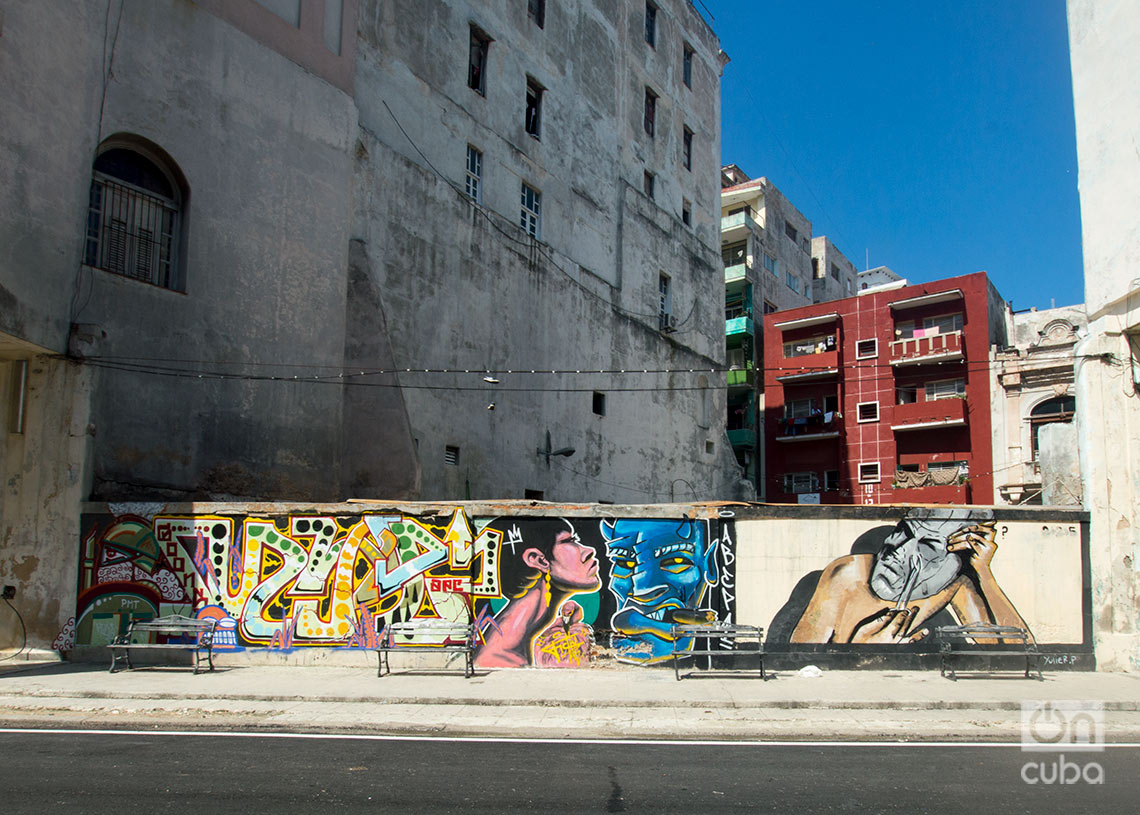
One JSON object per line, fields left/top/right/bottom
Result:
{"left": 602, "top": 519, "right": 719, "bottom": 663}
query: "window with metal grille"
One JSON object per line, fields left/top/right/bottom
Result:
{"left": 445, "top": 445, "right": 460, "bottom": 466}
{"left": 465, "top": 145, "right": 482, "bottom": 203}
{"left": 658, "top": 273, "right": 672, "bottom": 329}
{"left": 84, "top": 147, "right": 181, "bottom": 289}
{"left": 783, "top": 471, "right": 819, "bottom": 494}
{"left": 857, "top": 401, "right": 880, "bottom": 423}
{"left": 856, "top": 339, "right": 878, "bottom": 359}
{"left": 468, "top": 26, "right": 490, "bottom": 94}
{"left": 858, "top": 462, "right": 881, "bottom": 483}
{"left": 520, "top": 183, "right": 541, "bottom": 239}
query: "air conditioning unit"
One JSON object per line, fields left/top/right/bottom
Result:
{"left": 662, "top": 315, "right": 678, "bottom": 333}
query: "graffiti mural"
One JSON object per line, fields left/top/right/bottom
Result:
{"left": 767, "top": 508, "right": 1032, "bottom": 645}
{"left": 76, "top": 510, "right": 735, "bottom": 667}
{"left": 74, "top": 504, "right": 1087, "bottom": 667}
{"left": 601, "top": 518, "right": 729, "bottom": 664}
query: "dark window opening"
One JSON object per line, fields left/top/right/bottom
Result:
{"left": 645, "top": 2, "right": 657, "bottom": 47}
{"left": 525, "top": 77, "right": 543, "bottom": 137}
{"left": 445, "top": 445, "right": 460, "bottom": 466}
{"left": 682, "top": 199, "right": 691, "bottom": 226}
{"left": 593, "top": 391, "right": 606, "bottom": 416}
{"left": 682, "top": 44, "right": 693, "bottom": 87}
{"left": 468, "top": 26, "right": 490, "bottom": 95}
{"left": 644, "top": 87, "right": 657, "bottom": 137}
{"left": 528, "top": 0, "right": 545, "bottom": 29}
{"left": 683, "top": 126, "right": 693, "bottom": 170}
{"left": 643, "top": 170, "right": 655, "bottom": 199}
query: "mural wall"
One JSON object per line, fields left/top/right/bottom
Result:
{"left": 67, "top": 504, "right": 1090, "bottom": 667}
{"left": 70, "top": 510, "right": 736, "bottom": 667}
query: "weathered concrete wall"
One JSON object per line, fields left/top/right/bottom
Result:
{"left": 0, "top": 357, "right": 91, "bottom": 655}
{"left": 64, "top": 501, "right": 1091, "bottom": 669}
{"left": 1068, "top": 0, "right": 1140, "bottom": 671}
{"left": 349, "top": 0, "right": 745, "bottom": 502}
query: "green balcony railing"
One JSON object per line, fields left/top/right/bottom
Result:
{"left": 725, "top": 316, "right": 754, "bottom": 336}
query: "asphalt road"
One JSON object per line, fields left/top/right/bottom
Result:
{"left": 0, "top": 729, "right": 1133, "bottom": 813}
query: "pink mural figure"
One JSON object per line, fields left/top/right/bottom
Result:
{"left": 790, "top": 508, "right": 1030, "bottom": 644}
{"left": 532, "top": 600, "right": 593, "bottom": 667}
{"left": 474, "top": 519, "right": 601, "bottom": 668}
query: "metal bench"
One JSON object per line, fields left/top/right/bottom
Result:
{"left": 109, "top": 614, "right": 218, "bottom": 674}
{"left": 936, "top": 623, "right": 1042, "bottom": 680}
{"left": 669, "top": 622, "right": 765, "bottom": 681}
{"left": 374, "top": 620, "right": 475, "bottom": 678}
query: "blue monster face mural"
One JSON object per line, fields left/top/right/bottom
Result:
{"left": 601, "top": 519, "right": 720, "bottom": 664}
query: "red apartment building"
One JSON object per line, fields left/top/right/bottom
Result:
{"left": 763, "top": 272, "right": 1008, "bottom": 505}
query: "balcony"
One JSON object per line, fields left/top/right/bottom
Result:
{"left": 721, "top": 211, "right": 763, "bottom": 243}
{"left": 726, "top": 368, "right": 754, "bottom": 388}
{"left": 726, "top": 316, "right": 754, "bottom": 337}
{"left": 775, "top": 412, "right": 842, "bottom": 442}
{"left": 890, "top": 330, "right": 964, "bottom": 366}
{"left": 724, "top": 262, "right": 750, "bottom": 284}
{"left": 889, "top": 466, "right": 969, "bottom": 504}
{"left": 775, "top": 348, "right": 839, "bottom": 382}
{"left": 727, "top": 427, "right": 757, "bottom": 448}
{"left": 890, "top": 397, "right": 967, "bottom": 431}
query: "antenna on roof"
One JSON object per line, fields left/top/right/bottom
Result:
{"left": 865, "top": 248, "right": 869, "bottom": 271}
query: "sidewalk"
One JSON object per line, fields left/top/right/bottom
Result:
{"left": 2, "top": 657, "right": 1138, "bottom": 741}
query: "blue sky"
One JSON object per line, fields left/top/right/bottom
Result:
{"left": 707, "top": 0, "right": 1083, "bottom": 311}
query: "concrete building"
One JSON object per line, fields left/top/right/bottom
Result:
{"left": 990, "top": 305, "right": 1086, "bottom": 506}
{"left": 1068, "top": 0, "right": 1140, "bottom": 671}
{"left": 718, "top": 167, "right": 858, "bottom": 495}
{"left": 858, "top": 265, "right": 906, "bottom": 292}
{"left": 762, "top": 272, "right": 1008, "bottom": 505}
{"left": 0, "top": 0, "right": 745, "bottom": 654}
{"left": 810, "top": 236, "right": 857, "bottom": 304}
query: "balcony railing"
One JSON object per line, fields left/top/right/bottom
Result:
{"left": 775, "top": 348, "right": 839, "bottom": 381}
{"left": 890, "top": 396, "right": 967, "bottom": 431}
{"left": 726, "top": 368, "right": 754, "bottom": 388}
{"left": 726, "top": 316, "right": 754, "bottom": 336}
{"left": 889, "top": 330, "right": 963, "bottom": 366}
{"left": 727, "top": 428, "right": 757, "bottom": 448}
{"left": 775, "top": 411, "right": 842, "bottom": 442}
{"left": 724, "top": 262, "right": 749, "bottom": 284}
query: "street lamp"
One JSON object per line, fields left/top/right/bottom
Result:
{"left": 537, "top": 430, "right": 575, "bottom": 467}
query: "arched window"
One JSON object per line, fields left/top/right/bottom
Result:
{"left": 84, "top": 139, "right": 186, "bottom": 290}
{"left": 1030, "top": 395, "right": 1076, "bottom": 461}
